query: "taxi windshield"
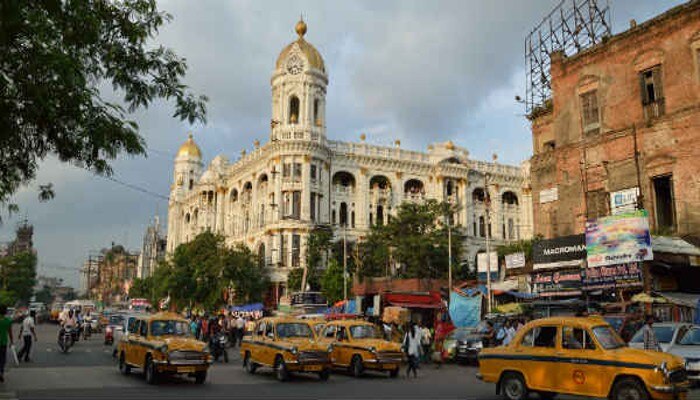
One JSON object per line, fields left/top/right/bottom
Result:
{"left": 276, "top": 323, "right": 313, "bottom": 339}
{"left": 150, "top": 320, "right": 191, "bottom": 337}
{"left": 109, "top": 315, "right": 124, "bottom": 325}
{"left": 350, "top": 325, "right": 382, "bottom": 339}
{"left": 592, "top": 326, "right": 625, "bottom": 349}
{"left": 679, "top": 328, "right": 700, "bottom": 345}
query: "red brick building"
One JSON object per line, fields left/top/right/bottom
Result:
{"left": 530, "top": 1, "right": 700, "bottom": 239}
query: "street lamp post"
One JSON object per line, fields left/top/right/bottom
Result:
{"left": 343, "top": 224, "right": 348, "bottom": 302}
{"left": 447, "top": 214, "right": 452, "bottom": 305}
{"left": 484, "top": 173, "right": 493, "bottom": 314}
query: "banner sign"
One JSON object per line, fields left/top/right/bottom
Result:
{"left": 539, "top": 187, "right": 558, "bottom": 204}
{"left": 582, "top": 263, "right": 643, "bottom": 291}
{"left": 533, "top": 234, "right": 586, "bottom": 270}
{"left": 610, "top": 187, "right": 639, "bottom": 215}
{"left": 532, "top": 270, "right": 582, "bottom": 297}
{"left": 505, "top": 252, "right": 526, "bottom": 269}
{"left": 477, "top": 252, "right": 498, "bottom": 273}
{"left": 449, "top": 292, "right": 481, "bottom": 328}
{"left": 586, "top": 210, "right": 653, "bottom": 268}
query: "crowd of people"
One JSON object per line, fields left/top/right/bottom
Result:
{"left": 187, "top": 311, "right": 261, "bottom": 348}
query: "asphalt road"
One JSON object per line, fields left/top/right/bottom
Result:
{"left": 1, "top": 323, "right": 496, "bottom": 400}
{"left": 2, "top": 323, "right": 700, "bottom": 400}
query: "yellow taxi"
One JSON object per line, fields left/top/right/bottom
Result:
{"left": 477, "top": 317, "right": 689, "bottom": 400}
{"left": 317, "top": 319, "right": 402, "bottom": 378}
{"left": 240, "top": 317, "right": 331, "bottom": 382}
{"left": 116, "top": 312, "right": 211, "bottom": 385}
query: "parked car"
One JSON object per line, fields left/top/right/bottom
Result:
{"left": 317, "top": 319, "right": 402, "bottom": 378}
{"left": 105, "top": 314, "right": 125, "bottom": 346}
{"left": 629, "top": 322, "right": 692, "bottom": 352}
{"left": 665, "top": 325, "right": 700, "bottom": 384}
{"left": 117, "top": 312, "right": 211, "bottom": 385}
{"left": 443, "top": 327, "right": 484, "bottom": 364}
{"left": 240, "top": 317, "right": 331, "bottom": 382}
{"left": 478, "top": 316, "right": 689, "bottom": 400}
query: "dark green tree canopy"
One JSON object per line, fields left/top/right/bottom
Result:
{"left": 0, "top": 0, "right": 207, "bottom": 209}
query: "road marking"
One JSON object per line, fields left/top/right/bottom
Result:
{"left": 86, "top": 349, "right": 92, "bottom": 353}
{"left": 45, "top": 348, "right": 53, "bottom": 353}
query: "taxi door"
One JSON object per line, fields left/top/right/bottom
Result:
{"left": 516, "top": 324, "right": 560, "bottom": 392}
{"left": 133, "top": 319, "right": 149, "bottom": 367}
{"left": 262, "top": 321, "right": 276, "bottom": 366}
{"left": 318, "top": 325, "right": 339, "bottom": 365}
{"left": 557, "top": 325, "right": 604, "bottom": 397}
{"left": 125, "top": 319, "right": 143, "bottom": 366}
{"left": 335, "top": 326, "right": 353, "bottom": 367}
{"left": 249, "top": 321, "right": 265, "bottom": 365}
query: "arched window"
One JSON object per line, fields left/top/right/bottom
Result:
{"left": 446, "top": 180, "right": 454, "bottom": 196}
{"left": 508, "top": 218, "right": 515, "bottom": 240}
{"left": 377, "top": 205, "right": 384, "bottom": 226}
{"left": 473, "top": 188, "right": 485, "bottom": 203}
{"left": 502, "top": 191, "right": 519, "bottom": 206}
{"left": 369, "top": 212, "right": 373, "bottom": 226}
{"left": 339, "top": 202, "right": 348, "bottom": 227}
{"left": 185, "top": 213, "right": 190, "bottom": 224}
{"left": 351, "top": 211, "right": 355, "bottom": 228}
{"left": 289, "top": 96, "right": 300, "bottom": 124}
{"left": 313, "top": 99, "right": 320, "bottom": 126}
{"left": 332, "top": 209, "right": 336, "bottom": 225}
{"left": 479, "top": 216, "right": 485, "bottom": 238}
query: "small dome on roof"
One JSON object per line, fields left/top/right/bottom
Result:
{"left": 275, "top": 18, "right": 325, "bottom": 73}
{"left": 177, "top": 133, "right": 202, "bottom": 159}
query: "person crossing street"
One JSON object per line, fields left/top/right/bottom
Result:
{"left": 17, "top": 310, "right": 37, "bottom": 362}
{"left": 0, "top": 305, "right": 14, "bottom": 383}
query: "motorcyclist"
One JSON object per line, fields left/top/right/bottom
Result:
{"left": 58, "top": 310, "right": 77, "bottom": 341}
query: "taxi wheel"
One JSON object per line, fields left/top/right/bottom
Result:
{"left": 275, "top": 356, "right": 289, "bottom": 382}
{"left": 611, "top": 377, "right": 649, "bottom": 400}
{"left": 144, "top": 356, "right": 159, "bottom": 385}
{"left": 194, "top": 371, "right": 207, "bottom": 385}
{"left": 351, "top": 355, "right": 364, "bottom": 378}
{"left": 319, "top": 368, "right": 331, "bottom": 381}
{"left": 244, "top": 352, "right": 257, "bottom": 374}
{"left": 501, "top": 372, "right": 528, "bottom": 400}
{"left": 118, "top": 352, "right": 130, "bottom": 375}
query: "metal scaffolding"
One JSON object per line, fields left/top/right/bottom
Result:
{"left": 525, "top": 0, "right": 612, "bottom": 114}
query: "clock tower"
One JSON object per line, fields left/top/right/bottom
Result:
{"left": 270, "top": 18, "right": 327, "bottom": 142}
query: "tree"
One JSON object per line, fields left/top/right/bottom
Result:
{"left": 0, "top": 251, "right": 37, "bottom": 305}
{"left": 321, "top": 258, "right": 348, "bottom": 304}
{"left": 34, "top": 285, "right": 54, "bottom": 305}
{"left": 286, "top": 268, "right": 304, "bottom": 293}
{"left": 222, "top": 244, "right": 269, "bottom": 304}
{"left": 0, "top": 1, "right": 207, "bottom": 215}
{"left": 304, "top": 226, "right": 333, "bottom": 290}
{"left": 357, "top": 200, "right": 463, "bottom": 280}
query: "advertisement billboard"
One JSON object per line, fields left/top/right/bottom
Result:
{"left": 532, "top": 270, "right": 582, "bottom": 297}
{"left": 610, "top": 187, "right": 639, "bottom": 215}
{"left": 582, "top": 263, "right": 643, "bottom": 291}
{"left": 533, "top": 234, "right": 586, "bottom": 270}
{"left": 586, "top": 210, "right": 653, "bottom": 268}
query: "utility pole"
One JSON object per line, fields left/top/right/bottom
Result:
{"left": 447, "top": 214, "right": 452, "bottom": 305}
{"left": 484, "top": 173, "right": 493, "bottom": 314}
{"left": 343, "top": 224, "right": 348, "bottom": 302}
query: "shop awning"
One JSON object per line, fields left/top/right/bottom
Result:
{"left": 385, "top": 292, "right": 443, "bottom": 309}
{"left": 229, "top": 303, "right": 264, "bottom": 312}
{"left": 653, "top": 236, "right": 700, "bottom": 257}
{"left": 658, "top": 292, "right": 700, "bottom": 308}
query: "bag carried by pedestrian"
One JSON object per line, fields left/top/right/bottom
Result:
{"left": 9, "top": 344, "right": 19, "bottom": 366}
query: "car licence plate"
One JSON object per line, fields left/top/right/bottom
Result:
{"left": 304, "top": 365, "right": 323, "bottom": 372}
{"left": 382, "top": 364, "right": 398, "bottom": 370}
{"left": 178, "top": 366, "right": 196, "bottom": 373}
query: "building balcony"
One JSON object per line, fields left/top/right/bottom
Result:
{"left": 404, "top": 192, "right": 425, "bottom": 202}
{"left": 334, "top": 185, "right": 355, "bottom": 196}
{"left": 370, "top": 188, "right": 392, "bottom": 202}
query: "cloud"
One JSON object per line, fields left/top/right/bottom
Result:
{"left": 0, "top": 0, "right": 684, "bottom": 288}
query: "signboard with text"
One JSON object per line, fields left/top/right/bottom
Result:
{"left": 582, "top": 263, "right": 643, "bottom": 291}
{"left": 586, "top": 210, "right": 653, "bottom": 268}
{"left": 532, "top": 270, "right": 582, "bottom": 297}
{"left": 610, "top": 187, "right": 639, "bottom": 215}
{"left": 477, "top": 252, "right": 499, "bottom": 282}
{"left": 505, "top": 252, "right": 526, "bottom": 269}
{"left": 533, "top": 234, "right": 586, "bottom": 270}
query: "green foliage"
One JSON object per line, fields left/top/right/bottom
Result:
{"left": 495, "top": 237, "right": 541, "bottom": 267}
{"left": 0, "top": 0, "right": 207, "bottom": 215}
{"left": 304, "top": 227, "right": 333, "bottom": 290}
{"left": 34, "top": 285, "right": 54, "bottom": 305}
{"left": 286, "top": 268, "right": 303, "bottom": 293}
{"left": 0, "top": 251, "right": 37, "bottom": 305}
{"left": 321, "top": 258, "right": 348, "bottom": 304}
{"left": 357, "top": 200, "right": 463, "bottom": 279}
{"left": 139, "top": 232, "right": 268, "bottom": 310}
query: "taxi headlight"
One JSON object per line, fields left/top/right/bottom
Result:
{"left": 290, "top": 346, "right": 298, "bottom": 355}
{"left": 368, "top": 346, "right": 377, "bottom": 354}
{"left": 158, "top": 344, "right": 168, "bottom": 354}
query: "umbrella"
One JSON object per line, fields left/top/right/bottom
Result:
{"left": 631, "top": 293, "right": 666, "bottom": 304}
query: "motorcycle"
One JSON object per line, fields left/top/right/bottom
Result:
{"left": 211, "top": 332, "right": 229, "bottom": 363}
{"left": 83, "top": 321, "right": 92, "bottom": 340}
{"left": 59, "top": 327, "right": 75, "bottom": 353}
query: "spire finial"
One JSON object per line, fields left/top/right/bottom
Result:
{"left": 295, "top": 16, "right": 307, "bottom": 38}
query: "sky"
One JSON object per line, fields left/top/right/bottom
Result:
{"left": 0, "top": 0, "right": 684, "bottom": 289}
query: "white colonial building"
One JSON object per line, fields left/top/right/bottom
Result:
{"left": 166, "top": 19, "right": 533, "bottom": 300}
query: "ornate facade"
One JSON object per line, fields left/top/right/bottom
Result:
{"left": 167, "top": 20, "right": 533, "bottom": 298}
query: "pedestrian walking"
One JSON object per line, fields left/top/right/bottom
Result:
{"left": 503, "top": 320, "right": 516, "bottom": 346}
{"left": 235, "top": 315, "right": 245, "bottom": 347}
{"left": 403, "top": 323, "right": 421, "bottom": 378}
{"left": 0, "top": 305, "right": 14, "bottom": 383}
{"left": 643, "top": 314, "right": 661, "bottom": 352}
{"left": 420, "top": 324, "right": 432, "bottom": 363}
{"left": 17, "top": 310, "right": 37, "bottom": 362}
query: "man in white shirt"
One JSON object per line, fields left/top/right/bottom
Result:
{"left": 17, "top": 310, "right": 37, "bottom": 362}
{"left": 235, "top": 316, "right": 245, "bottom": 347}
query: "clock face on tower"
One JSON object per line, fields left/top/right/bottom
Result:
{"left": 286, "top": 54, "right": 304, "bottom": 75}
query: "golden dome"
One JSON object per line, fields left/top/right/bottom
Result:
{"left": 445, "top": 140, "right": 455, "bottom": 150}
{"left": 276, "top": 19, "right": 325, "bottom": 73}
{"left": 177, "top": 133, "right": 202, "bottom": 159}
